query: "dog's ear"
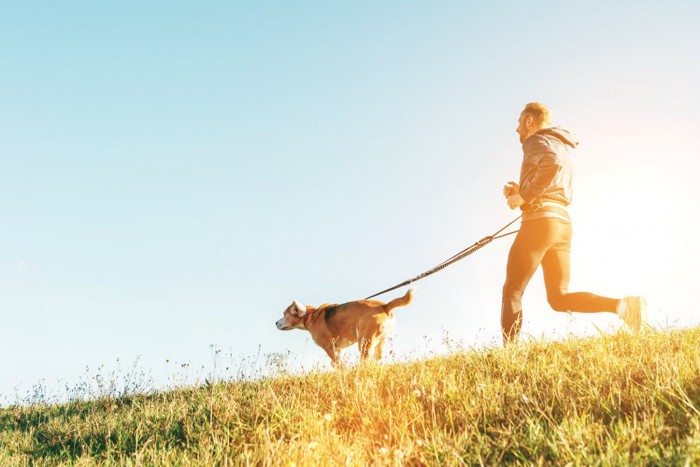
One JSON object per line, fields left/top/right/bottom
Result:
{"left": 292, "top": 299, "right": 307, "bottom": 317}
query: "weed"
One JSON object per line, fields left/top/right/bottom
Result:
{"left": 1, "top": 328, "right": 699, "bottom": 464}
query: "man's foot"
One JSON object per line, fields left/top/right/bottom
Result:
{"left": 619, "top": 296, "right": 648, "bottom": 332}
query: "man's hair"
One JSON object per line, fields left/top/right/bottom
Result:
{"left": 522, "top": 102, "right": 552, "bottom": 127}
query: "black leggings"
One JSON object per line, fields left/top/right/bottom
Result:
{"left": 501, "top": 218, "right": 619, "bottom": 344}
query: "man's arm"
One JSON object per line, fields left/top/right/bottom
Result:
{"left": 519, "top": 155, "right": 559, "bottom": 206}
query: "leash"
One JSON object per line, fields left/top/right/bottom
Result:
{"left": 365, "top": 215, "right": 522, "bottom": 300}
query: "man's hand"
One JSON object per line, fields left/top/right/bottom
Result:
{"left": 504, "top": 181, "right": 524, "bottom": 209}
{"left": 507, "top": 194, "right": 525, "bottom": 209}
{"left": 503, "top": 181, "right": 520, "bottom": 198}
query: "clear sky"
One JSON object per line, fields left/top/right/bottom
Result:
{"left": 2, "top": 1, "right": 699, "bottom": 401}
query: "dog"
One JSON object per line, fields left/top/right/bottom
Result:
{"left": 276, "top": 288, "right": 414, "bottom": 366}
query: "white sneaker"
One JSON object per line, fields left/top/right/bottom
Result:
{"left": 620, "top": 296, "right": 648, "bottom": 332}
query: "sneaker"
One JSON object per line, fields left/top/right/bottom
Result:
{"left": 620, "top": 296, "right": 648, "bottom": 332}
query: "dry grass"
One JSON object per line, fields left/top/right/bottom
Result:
{"left": 2, "top": 327, "right": 700, "bottom": 465}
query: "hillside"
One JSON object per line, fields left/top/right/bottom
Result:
{"left": 2, "top": 328, "right": 700, "bottom": 465}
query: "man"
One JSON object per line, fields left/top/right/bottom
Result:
{"left": 501, "top": 102, "right": 646, "bottom": 344}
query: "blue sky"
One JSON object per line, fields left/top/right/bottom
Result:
{"left": 2, "top": 1, "right": 699, "bottom": 400}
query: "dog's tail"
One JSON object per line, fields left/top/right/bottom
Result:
{"left": 384, "top": 288, "right": 414, "bottom": 313}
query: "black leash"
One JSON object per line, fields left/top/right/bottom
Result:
{"left": 365, "top": 215, "right": 522, "bottom": 300}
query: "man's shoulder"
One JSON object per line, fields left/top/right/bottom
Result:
{"left": 523, "top": 134, "right": 554, "bottom": 157}
{"left": 523, "top": 133, "right": 571, "bottom": 160}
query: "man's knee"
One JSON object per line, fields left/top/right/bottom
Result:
{"left": 502, "top": 282, "right": 523, "bottom": 302}
{"left": 547, "top": 293, "right": 569, "bottom": 312}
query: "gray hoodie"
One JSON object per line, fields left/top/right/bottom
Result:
{"left": 519, "top": 127, "right": 579, "bottom": 220}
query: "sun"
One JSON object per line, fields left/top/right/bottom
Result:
{"left": 570, "top": 160, "right": 698, "bottom": 330}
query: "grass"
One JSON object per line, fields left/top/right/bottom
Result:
{"left": 2, "top": 327, "right": 700, "bottom": 465}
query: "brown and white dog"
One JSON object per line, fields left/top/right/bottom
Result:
{"left": 276, "top": 289, "right": 414, "bottom": 366}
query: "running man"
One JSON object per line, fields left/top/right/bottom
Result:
{"left": 501, "top": 102, "right": 646, "bottom": 345}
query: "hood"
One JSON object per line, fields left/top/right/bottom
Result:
{"left": 536, "top": 127, "right": 579, "bottom": 148}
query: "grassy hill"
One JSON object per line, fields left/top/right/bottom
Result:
{"left": 2, "top": 327, "right": 700, "bottom": 465}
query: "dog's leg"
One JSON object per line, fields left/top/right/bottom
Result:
{"left": 321, "top": 343, "right": 342, "bottom": 368}
{"left": 373, "top": 339, "right": 385, "bottom": 361}
{"left": 331, "top": 357, "right": 345, "bottom": 369}
{"left": 359, "top": 337, "right": 375, "bottom": 361}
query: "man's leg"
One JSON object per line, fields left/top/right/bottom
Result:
{"left": 501, "top": 220, "right": 553, "bottom": 344}
{"left": 540, "top": 223, "right": 619, "bottom": 313}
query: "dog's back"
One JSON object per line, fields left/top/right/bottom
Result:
{"left": 323, "top": 288, "right": 413, "bottom": 327}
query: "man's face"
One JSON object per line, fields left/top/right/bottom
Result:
{"left": 516, "top": 111, "right": 530, "bottom": 144}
